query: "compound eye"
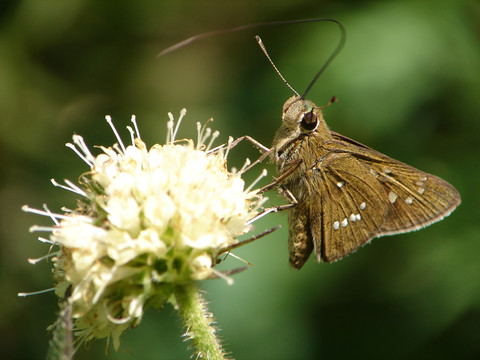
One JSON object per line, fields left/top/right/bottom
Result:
{"left": 300, "top": 110, "right": 318, "bottom": 131}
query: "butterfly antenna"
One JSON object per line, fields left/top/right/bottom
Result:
{"left": 255, "top": 36, "right": 299, "bottom": 96}
{"left": 158, "top": 17, "right": 346, "bottom": 98}
{"left": 301, "top": 19, "right": 346, "bottom": 99}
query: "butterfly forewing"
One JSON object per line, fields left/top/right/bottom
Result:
{"left": 307, "top": 131, "right": 461, "bottom": 262}
{"left": 328, "top": 132, "right": 461, "bottom": 235}
{"left": 368, "top": 157, "right": 460, "bottom": 235}
{"left": 311, "top": 153, "right": 387, "bottom": 262}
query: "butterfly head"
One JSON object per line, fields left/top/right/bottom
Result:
{"left": 282, "top": 95, "right": 321, "bottom": 132}
{"left": 273, "top": 96, "right": 328, "bottom": 153}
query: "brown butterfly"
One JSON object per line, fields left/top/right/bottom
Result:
{"left": 273, "top": 95, "right": 461, "bottom": 269}
{"left": 158, "top": 19, "right": 461, "bottom": 269}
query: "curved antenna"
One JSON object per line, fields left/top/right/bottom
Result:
{"left": 301, "top": 19, "right": 346, "bottom": 99}
{"left": 158, "top": 18, "right": 346, "bottom": 100}
{"left": 158, "top": 18, "right": 344, "bottom": 58}
{"left": 255, "top": 36, "right": 299, "bottom": 97}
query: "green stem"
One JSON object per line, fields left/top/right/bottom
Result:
{"left": 174, "top": 283, "right": 227, "bottom": 360}
{"left": 47, "top": 300, "right": 73, "bottom": 360}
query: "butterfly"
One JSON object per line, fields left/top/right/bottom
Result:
{"left": 272, "top": 95, "right": 461, "bottom": 269}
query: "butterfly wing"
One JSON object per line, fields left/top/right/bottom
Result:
{"left": 309, "top": 152, "right": 388, "bottom": 262}
{"left": 308, "top": 132, "right": 460, "bottom": 263}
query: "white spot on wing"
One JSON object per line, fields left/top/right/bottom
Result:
{"left": 405, "top": 197, "right": 413, "bottom": 205}
{"left": 336, "top": 181, "right": 345, "bottom": 188}
{"left": 341, "top": 218, "right": 348, "bottom": 228}
{"left": 388, "top": 191, "right": 398, "bottom": 204}
{"left": 333, "top": 221, "right": 340, "bottom": 230}
{"left": 360, "top": 202, "right": 366, "bottom": 210}
{"left": 355, "top": 214, "right": 361, "bottom": 221}
{"left": 349, "top": 214, "right": 356, "bottom": 222}
{"left": 418, "top": 187, "right": 425, "bottom": 194}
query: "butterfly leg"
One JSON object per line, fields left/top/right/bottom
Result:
{"left": 247, "top": 185, "right": 298, "bottom": 225}
{"left": 218, "top": 225, "right": 281, "bottom": 254}
{"left": 258, "top": 159, "right": 302, "bottom": 194}
{"left": 229, "top": 135, "right": 270, "bottom": 153}
{"left": 231, "top": 136, "right": 275, "bottom": 173}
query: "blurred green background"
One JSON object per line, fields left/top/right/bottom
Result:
{"left": 2, "top": 0, "right": 479, "bottom": 359}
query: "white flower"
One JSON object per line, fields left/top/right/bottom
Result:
{"left": 22, "top": 110, "right": 267, "bottom": 350}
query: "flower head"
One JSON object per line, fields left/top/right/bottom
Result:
{"left": 22, "top": 110, "right": 267, "bottom": 349}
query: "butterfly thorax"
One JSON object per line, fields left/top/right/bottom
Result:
{"left": 272, "top": 96, "right": 332, "bottom": 203}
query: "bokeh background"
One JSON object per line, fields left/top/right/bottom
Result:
{"left": 2, "top": 0, "right": 479, "bottom": 359}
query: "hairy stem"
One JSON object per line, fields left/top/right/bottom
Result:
{"left": 174, "top": 283, "right": 227, "bottom": 360}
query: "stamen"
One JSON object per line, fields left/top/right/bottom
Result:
{"left": 107, "top": 313, "right": 132, "bottom": 325}
{"left": 245, "top": 169, "right": 268, "bottom": 192}
{"left": 97, "top": 145, "right": 116, "bottom": 158}
{"left": 167, "top": 112, "right": 176, "bottom": 145}
{"left": 127, "top": 126, "right": 135, "bottom": 146}
{"left": 200, "top": 128, "right": 212, "bottom": 149}
{"left": 105, "top": 115, "right": 126, "bottom": 153}
{"left": 253, "top": 196, "right": 268, "bottom": 211}
{"left": 206, "top": 143, "right": 226, "bottom": 155}
{"left": 65, "top": 179, "right": 87, "bottom": 197}
{"left": 18, "top": 288, "right": 55, "bottom": 297}
{"left": 224, "top": 136, "right": 234, "bottom": 159}
{"left": 63, "top": 179, "right": 87, "bottom": 197}
{"left": 106, "top": 308, "right": 132, "bottom": 324}
{"left": 131, "top": 115, "right": 141, "bottom": 140}
{"left": 206, "top": 130, "right": 220, "bottom": 151}
{"left": 112, "top": 143, "right": 123, "bottom": 154}
{"left": 196, "top": 122, "right": 202, "bottom": 148}
{"left": 238, "top": 158, "right": 252, "bottom": 174}
{"left": 224, "top": 252, "right": 254, "bottom": 266}
{"left": 28, "top": 252, "right": 57, "bottom": 264}
{"left": 172, "top": 108, "right": 186, "bottom": 143}
{"left": 29, "top": 225, "right": 56, "bottom": 233}
{"left": 50, "top": 179, "right": 87, "bottom": 197}
{"left": 42, "top": 204, "right": 59, "bottom": 225}
{"left": 38, "top": 236, "right": 55, "bottom": 244}
{"left": 22, "top": 205, "right": 68, "bottom": 224}
{"left": 66, "top": 143, "right": 93, "bottom": 167}
{"left": 72, "top": 134, "right": 95, "bottom": 163}
{"left": 92, "top": 269, "right": 114, "bottom": 304}
{"left": 197, "top": 119, "right": 214, "bottom": 149}
{"left": 210, "top": 268, "right": 234, "bottom": 285}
